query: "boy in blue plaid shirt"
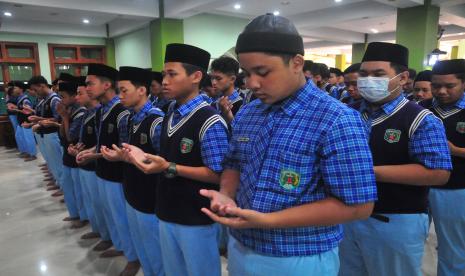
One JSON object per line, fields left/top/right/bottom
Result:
{"left": 200, "top": 14, "right": 377, "bottom": 276}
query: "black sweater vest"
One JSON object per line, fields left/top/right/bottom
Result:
{"left": 421, "top": 99, "right": 465, "bottom": 189}
{"left": 95, "top": 102, "right": 128, "bottom": 182}
{"left": 123, "top": 114, "right": 163, "bottom": 214}
{"left": 38, "top": 94, "right": 60, "bottom": 135}
{"left": 61, "top": 107, "right": 85, "bottom": 168}
{"left": 79, "top": 111, "right": 97, "bottom": 171}
{"left": 352, "top": 99, "right": 433, "bottom": 214}
{"left": 156, "top": 104, "right": 220, "bottom": 225}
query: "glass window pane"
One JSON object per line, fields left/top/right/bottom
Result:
{"left": 55, "top": 64, "right": 77, "bottom": 77}
{"left": 54, "top": 48, "right": 76, "bottom": 59}
{"left": 81, "top": 48, "right": 102, "bottom": 59}
{"left": 8, "top": 65, "right": 33, "bottom": 81}
{"left": 7, "top": 47, "right": 32, "bottom": 58}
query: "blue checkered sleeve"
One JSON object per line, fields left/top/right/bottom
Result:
{"left": 117, "top": 111, "right": 130, "bottom": 144}
{"left": 69, "top": 111, "right": 85, "bottom": 142}
{"left": 50, "top": 97, "right": 61, "bottom": 120}
{"left": 409, "top": 113, "right": 452, "bottom": 170}
{"left": 320, "top": 110, "right": 378, "bottom": 204}
{"left": 200, "top": 119, "right": 229, "bottom": 173}
{"left": 150, "top": 120, "right": 163, "bottom": 153}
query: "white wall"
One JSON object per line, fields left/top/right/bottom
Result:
{"left": 114, "top": 26, "right": 152, "bottom": 69}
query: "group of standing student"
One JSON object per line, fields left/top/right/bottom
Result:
{"left": 5, "top": 81, "right": 38, "bottom": 161}
{"left": 15, "top": 12, "right": 465, "bottom": 276}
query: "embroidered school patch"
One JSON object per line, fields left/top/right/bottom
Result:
{"left": 180, "top": 138, "right": 194, "bottom": 154}
{"left": 456, "top": 122, "right": 465, "bottom": 134}
{"left": 279, "top": 170, "right": 300, "bottom": 190}
{"left": 107, "top": 123, "right": 114, "bottom": 134}
{"left": 140, "top": 133, "right": 148, "bottom": 145}
{"left": 384, "top": 129, "right": 401, "bottom": 143}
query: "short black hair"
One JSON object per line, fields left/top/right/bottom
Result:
{"left": 311, "top": 63, "right": 330, "bottom": 79}
{"left": 181, "top": 63, "right": 204, "bottom": 76}
{"left": 201, "top": 74, "right": 212, "bottom": 89}
{"left": 95, "top": 75, "right": 116, "bottom": 90}
{"left": 28, "top": 76, "right": 49, "bottom": 86}
{"left": 129, "top": 80, "right": 150, "bottom": 96}
{"left": 343, "top": 63, "right": 361, "bottom": 74}
{"left": 303, "top": 60, "right": 314, "bottom": 72}
{"left": 235, "top": 72, "right": 245, "bottom": 87}
{"left": 330, "top": 68, "right": 343, "bottom": 77}
{"left": 211, "top": 56, "right": 239, "bottom": 76}
{"left": 390, "top": 62, "right": 408, "bottom": 75}
{"left": 408, "top": 68, "right": 417, "bottom": 79}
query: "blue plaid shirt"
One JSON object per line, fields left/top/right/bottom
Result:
{"left": 42, "top": 92, "right": 61, "bottom": 120}
{"left": 130, "top": 100, "right": 164, "bottom": 152}
{"left": 169, "top": 94, "right": 229, "bottom": 173}
{"left": 96, "top": 96, "right": 130, "bottom": 148}
{"left": 211, "top": 89, "right": 242, "bottom": 111}
{"left": 68, "top": 104, "right": 86, "bottom": 142}
{"left": 150, "top": 95, "right": 172, "bottom": 110}
{"left": 359, "top": 95, "right": 452, "bottom": 170}
{"left": 226, "top": 79, "right": 377, "bottom": 257}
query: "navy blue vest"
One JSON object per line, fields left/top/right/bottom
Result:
{"left": 79, "top": 110, "right": 97, "bottom": 171}
{"left": 156, "top": 104, "right": 221, "bottom": 225}
{"left": 421, "top": 99, "right": 465, "bottom": 189}
{"left": 16, "top": 95, "right": 29, "bottom": 125}
{"left": 61, "top": 107, "right": 85, "bottom": 168}
{"left": 123, "top": 113, "right": 163, "bottom": 214}
{"left": 38, "top": 94, "right": 60, "bottom": 134}
{"left": 95, "top": 102, "right": 128, "bottom": 182}
{"left": 352, "top": 99, "right": 432, "bottom": 214}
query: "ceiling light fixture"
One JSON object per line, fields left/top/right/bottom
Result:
{"left": 273, "top": 11, "right": 280, "bottom": 16}
{"left": 4, "top": 11, "right": 12, "bottom": 17}
{"left": 82, "top": 19, "right": 90, "bottom": 24}
{"left": 370, "top": 28, "right": 379, "bottom": 33}
{"left": 234, "top": 4, "right": 241, "bottom": 10}
{"left": 335, "top": 0, "right": 342, "bottom": 2}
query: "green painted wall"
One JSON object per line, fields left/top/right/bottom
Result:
{"left": 396, "top": 2, "right": 439, "bottom": 71}
{"left": 150, "top": 18, "right": 184, "bottom": 71}
{"left": 183, "top": 13, "right": 249, "bottom": 59}
{"left": 0, "top": 33, "right": 105, "bottom": 82}
{"left": 114, "top": 27, "right": 152, "bottom": 68}
{"left": 106, "top": 38, "right": 116, "bottom": 68}
{"left": 352, "top": 43, "right": 367, "bottom": 64}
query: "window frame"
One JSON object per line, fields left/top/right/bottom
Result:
{"left": 0, "top": 42, "right": 41, "bottom": 83}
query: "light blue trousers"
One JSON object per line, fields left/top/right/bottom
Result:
{"left": 228, "top": 235, "right": 339, "bottom": 276}
{"left": 42, "top": 133, "right": 63, "bottom": 186}
{"left": 429, "top": 188, "right": 465, "bottom": 276}
{"left": 339, "top": 214, "right": 429, "bottom": 276}
{"left": 126, "top": 204, "right": 164, "bottom": 276}
{"left": 158, "top": 220, "right": 221, "bottom": 276}
{"left": 60, "top": 165, "right": 78, "bottom": 218}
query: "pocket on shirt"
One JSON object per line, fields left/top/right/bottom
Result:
{"left": 275, "top": 150, "right": 316, "bottom": 193}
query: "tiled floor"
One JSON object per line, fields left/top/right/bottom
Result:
{"left": 0, "top": 146, "right": 437, "bottom": 275}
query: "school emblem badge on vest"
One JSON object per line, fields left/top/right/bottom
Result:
{"left": 384, "top": 129, "right": 401, "bottom": 143}
{"left": 87, "top": 126, "right": 93, "bottom": 134}
{"left": 108, "top": 123, "right": 114, "bottom": 134}
{"left": 279, "top": 169, "right": 300, "bottom": 190}
{"left": 140, "top": 133, "right": 148, "bottom": 145}
{"left": 456, "top": 122, "right": 465, "bottom": 134}
{"left": 180, "top": 138, "right": 194, "bottom": 154}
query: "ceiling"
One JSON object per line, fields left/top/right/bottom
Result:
{"left": 0, "top": 0, "right": 464, "bottom": 50}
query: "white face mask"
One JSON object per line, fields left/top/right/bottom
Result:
{"left": 357, "top": 74, "right": 401, "bottom": 103}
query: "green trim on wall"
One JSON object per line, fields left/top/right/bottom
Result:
{"left": 150, "top": 18, "right": 184, "bottom": 71}
{"left": 396, "top": 1, "right": 439, "bottom": 71}
{"left": 105, "top": 38, "right": 116, "bottom": 68}
{"left": 352, "top": 43, "right": 367, "bottom": 63}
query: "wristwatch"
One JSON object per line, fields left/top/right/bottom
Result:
{"left": 164, "top": 162, "right": 177, "bottom": 179}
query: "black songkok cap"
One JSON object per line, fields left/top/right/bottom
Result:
{"left": 87, "top": 63, "right": 119, "bottom": 81}
{"left": 414, "top": 70, "right": 433, "bottom": 83}
{"left": 432, "top": 59, "right": 465, "bottom": 75}
{"left": 58, "top": 73, "right": 75, "bottom": 83}
{"left": 164, "top": 43, "right": 211, "bottom": 71}
{"left": 344, "top": 63, "right": 361, "bottom": 74}
{"left": 362, "top": 42, "right": 409, "bottom": 67}
{"left": 75, "top": 76, "right": 87, "bottom": 87}
{"left": 58, "top": 81, "right": 78, "bottom": 94}
{"left": 151, "top": 71, "right": 163, "bottom": 84}
{"left": 119, "top": 66, "right": 152, "bottom": 88}
{"left": 236, "top": 13, "right": 304, "bottom": 55}
{"left": 12, "top": 81, "right": 27, "bottom": 90}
